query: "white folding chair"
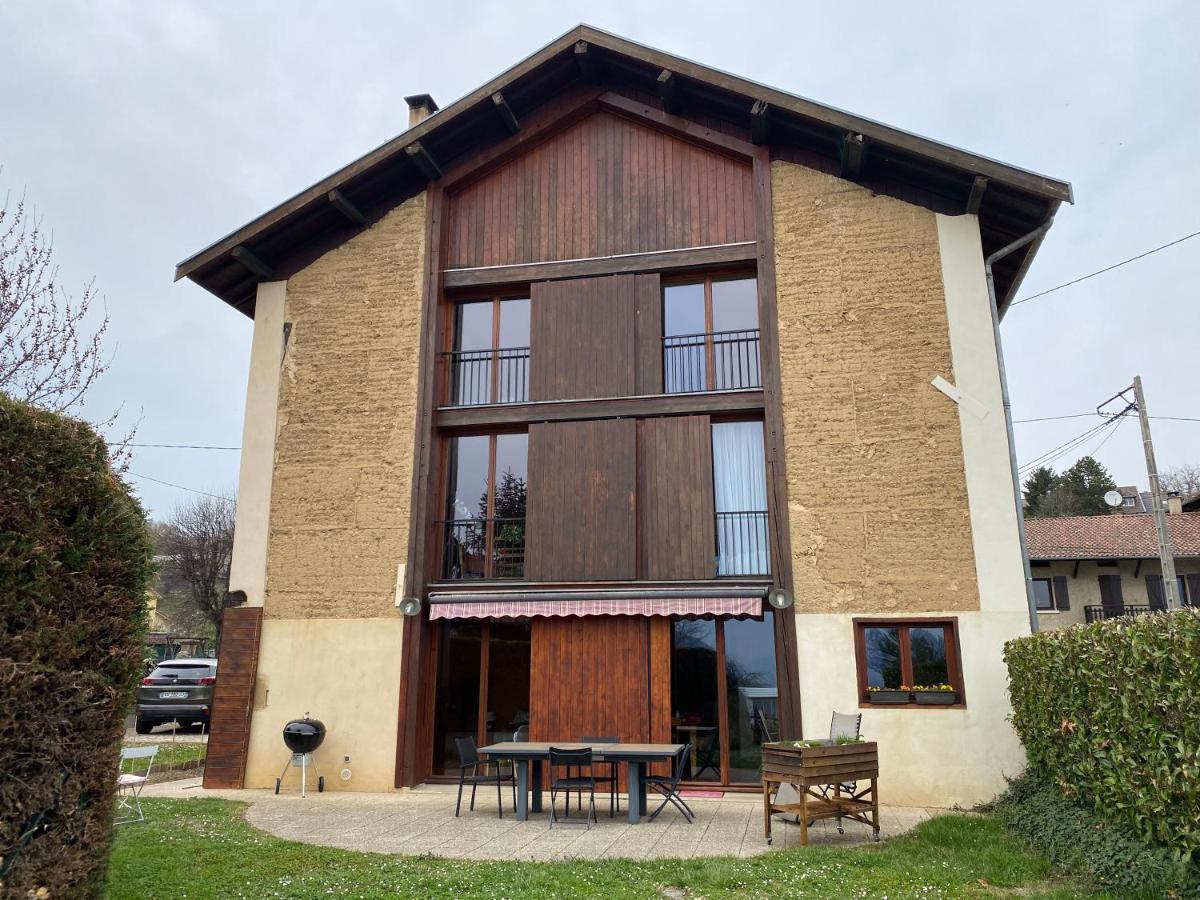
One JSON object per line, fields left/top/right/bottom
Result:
{"left": 115, "top": 746, "right": 157, "bottom": 824}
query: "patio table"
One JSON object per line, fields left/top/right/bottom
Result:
{"left": 478, "top": 741, "right": 685, "bottom": 824}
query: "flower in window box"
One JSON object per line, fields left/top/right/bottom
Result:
{"left": 912, "top": 683, "right": 958, "bottom": 705}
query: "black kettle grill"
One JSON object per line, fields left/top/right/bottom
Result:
{"left": 275, "top": 714, "right": 326, "bottom": 795}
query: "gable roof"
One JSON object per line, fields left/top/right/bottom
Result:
{"left": 176, "top": 24, "right": 1072, "bottom": 318}
{"left": 1026, "top": 513, "right": 1200, "bottom": 560}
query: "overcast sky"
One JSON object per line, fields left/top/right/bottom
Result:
{"left": 2, "top": 2, "right": 1196, "bottom": 518}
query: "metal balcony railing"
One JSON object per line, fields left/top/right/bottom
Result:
{"left": 716, "top": 510, "right": 770, "bottom": 576}
{"left": 663, "top": 329, "right": 761, "bottom": 394}
{"left": 443, "top": 347, "right": 530, "bottom": 406}
{"left": 438, "top": 518, "right": 526, "bottom": 580}
{"left": 1083, "top": 604, "right": 1154, "bottom": 624}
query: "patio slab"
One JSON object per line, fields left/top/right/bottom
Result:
{"left": 142, "top": 778, "right": 937, "bottom": 860}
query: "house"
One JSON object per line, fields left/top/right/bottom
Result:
{"left": 1026, "top": 498, "right": 1200, "bottom": 630}
{"left": 144, "top": 592, "right": 207, "bottom": 661}
{"left": 176, "top": 26, "right": 1071, "bottom": 807}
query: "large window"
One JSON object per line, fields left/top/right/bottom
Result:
{"left": 712, "top": 421, "right": 769, "bottom": 575}
{"left": 670, "top": 611, "right": 777, "bottom": 785}
{"left": 441, "top": 433, "right": 527, "bottom": 580}
{"left": 854, "top": 619, "right": 964, "bottom": 706}
{"left": 663, "top": 276, "right": 760, "bottom": 393}
{"left": 1032, "top": 578, "right": 1055, "bottom": 610}
{"left": 446, "top": 296, "right": 530, "bottom": 406}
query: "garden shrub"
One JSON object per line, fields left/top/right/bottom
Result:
{"left": 0, "top": 395, "right": 154, "bottom": 898}
{"left": 1004, "top": 609, "right": 1200, "bottom": 860}
{"left": 991, "top": 772, "right": 1195, "bottom": 896}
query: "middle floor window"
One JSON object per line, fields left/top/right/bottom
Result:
{"left": 441, "top": 432, "right": 528, "bottom": 580}
{"left": 663, "top": 275, "right": 761, "bottom": 394}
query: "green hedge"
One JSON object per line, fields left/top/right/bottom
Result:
{"left": 1004, "top": 609, "right": 1200, "bottom": 860}
{"left": 0, "top": 395, "right": 154, "bottom": 898}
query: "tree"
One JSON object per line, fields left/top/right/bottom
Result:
{"left": 1022, "top": 466, "right": 1058, "bottom": 518}
{"left": 155, "top": 493, "right": 235, "bottom": 643}
{"left": 0, "top": 188, "right": 110, "bottom": 414}
{"left": 1161, "top": 463, "right": 1200, "bottom": 499}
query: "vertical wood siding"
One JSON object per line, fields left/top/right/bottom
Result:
{"left": 529, "top": 275, "right": 637, "bottom": 401}
{"left": 445, "top": 111, "right": 755, "bottom": 269}
{"left": 526, "top": 419, "right": 637, "bottom": 581}
{"left": 203, "top": 607, "right": 263, "bottom": 789}
{"left": 633, "top": 273, "right": 663, "bottom": 395}
{"left": 637, "top": 415, "right": 716, "bottom": 580}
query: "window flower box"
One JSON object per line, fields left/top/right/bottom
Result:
{"left": 866, "top": 689, "right": 909, "bottom": 705}
{"left": 913, "top": 685, "right": 957, "bottom": 705}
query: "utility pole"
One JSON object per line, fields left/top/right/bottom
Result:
{"left": 1133, "top": 376, "right": 1180, "bottom": 609}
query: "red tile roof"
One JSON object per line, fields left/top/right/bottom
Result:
{"left": 1025, "top": 513, "right": 1200, "bottom": 560}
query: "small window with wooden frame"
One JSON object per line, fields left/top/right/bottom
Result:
{"left": 662, "top": 274, "right": 760, "bottom": 394}
{"left": 444, "top": 294, "right": 530, "bottom": 406}
{"left": 853, "top": 618, "right": 965, "bottom": 708}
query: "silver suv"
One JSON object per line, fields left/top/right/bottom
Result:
{"left": 134, "top": 658, "right": 217, "bottom": 733}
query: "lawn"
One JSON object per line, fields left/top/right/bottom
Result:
{"left": 121, "top": 742, "right": 207, "bottom": 773}
{"left": 106, "top": 799, "right": 1104, "bottom": 899}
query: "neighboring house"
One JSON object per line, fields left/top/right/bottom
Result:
{"left": 144, "top": 593, "right": 207, "bottom": 661}
{"left": 1110, "top": 485, "right": 1188, "bottom": 515}
{"left": 1026, "top": 499, "right": 1200, "bottom": 630}
{"left": 176, "top": 26, "right": 1071, "bottom": 807}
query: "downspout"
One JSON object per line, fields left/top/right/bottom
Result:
{"left": 983, "top": 219, "right": 1054, "bottom": 633}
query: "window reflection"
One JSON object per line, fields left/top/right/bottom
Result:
{"left": 670, "top": 620, "right": 721, "bottom": 782}
{"left": 909, "top": 627, "right": 948, "bottom": 685}
{"left": 724, "top": 612, "right": 777, "bottom": 783}
{"left": 864, "top": 626, "right": 902, "bottom": 688}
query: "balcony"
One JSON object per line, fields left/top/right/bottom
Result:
{"left": 1083, "top": 604, "right": 1154, "bottom": 624}
{"left": 663, "top": 329, "right": 761, "bottom": 394}
{"left": 716, "top": 510, "right": 770, "bottom": 576}
{"left": 444, "top": 347, "right": 530, "bottom": 406}
{"left": 439, "top": 518, "right": 526, "bottom": 580}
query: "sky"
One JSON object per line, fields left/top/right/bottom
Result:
{"left": 1, "top": 1, "right": 1197, "bottom": 518}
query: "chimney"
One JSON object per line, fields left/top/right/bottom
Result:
{"left": 1167, "top": 491, "right": 1183, "bottom": 515}
{"left": 405, "top": 94, "right": 439, "bottom": 128}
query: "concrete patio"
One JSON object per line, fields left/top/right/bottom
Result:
{"left": 143, "top": 778, "right": 939, "bottom": 860}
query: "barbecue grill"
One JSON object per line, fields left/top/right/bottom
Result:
{"left": 275, "top": 714, "right": 326, "bottom": 796}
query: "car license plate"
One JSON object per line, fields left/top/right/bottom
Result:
{"left": 159, "top": 691, "right": 187, "bottom": 699}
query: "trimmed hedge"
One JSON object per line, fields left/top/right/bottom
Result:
{"left": 0, "top": 395, "right": 154, "bottom": 898}
{"left": 1004, "top": 609, "right": 1200, "bottom": 860}
{"left": 991, "top": 772, "right": 1194, "bottom": 896}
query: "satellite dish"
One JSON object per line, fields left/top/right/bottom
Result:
{"left": 767, "top": 587, "right": 794, "bottom": 610}
{"left": 1103, "top": 490, "right": 1124, "bottom": 508}
{"left": 399, "top": 597, "right": 422, "bottom": 617}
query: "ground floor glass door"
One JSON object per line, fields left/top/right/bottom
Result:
{"left": 669, "top": 611, "right": 777, "bottom": 785}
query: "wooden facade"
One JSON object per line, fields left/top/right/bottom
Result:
{"left": 203, "top": 606, "right": 263, "bottom": 789}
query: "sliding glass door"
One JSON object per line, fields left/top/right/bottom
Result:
{"left": 669, "top": 610, "right": 777, "bottom": 785}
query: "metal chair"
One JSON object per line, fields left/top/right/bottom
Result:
{"left": 580, "top": 735, "right": 620, "bottom": 817}
{"left": 820, "top": 711, "right": 864, "bottom": 831}
{"left": 548, "top": 746, "right": 596, "bottom": 828}
{"left": 115, "top": 746, "right": 157, "bottom": 824}
{"left": 643, "top": 744, "right": 694, "bottom": 823}
{"left": 453, "top": 736, "right": 515, "bottom": 818}
{"left": 694, "top": 728, "right": 720, "bottom": 779}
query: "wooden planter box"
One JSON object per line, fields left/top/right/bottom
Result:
{"left": 761, "top": 741, "right": 880, "bottom": 846}
{"left": 867, "top": 690, "right": 909, "bottom": 704}
{"left": 914, "top": 690, "right": 957, "bottom": 706}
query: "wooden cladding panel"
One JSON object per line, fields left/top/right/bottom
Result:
{"left": 203, "top": 606, "right": 263, "bottom": 789}
{"left": 445, "top": 111, "right": 756, "bottom": 269}
{"left": 530, "top": 275, "right": 636, "bottom": 401}
{"left": 526, "top": 419, "right": 636, "bottom": 581}
{"left": 634, "top": 273, "right": 663, "bottom": 395}
{"left": 638, "top": 416, "right": 716, "bottom": 580}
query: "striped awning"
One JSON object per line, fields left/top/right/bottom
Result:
{"left": 427, "top": 588, "right": 767, "bottom": 621}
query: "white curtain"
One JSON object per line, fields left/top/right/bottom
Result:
{"left": 712, "top": 422, "right": 769, "bottom": 575}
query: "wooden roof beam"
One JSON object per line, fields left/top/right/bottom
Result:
{"left": 327, "top": 189, "right": 366, "bottom": 226}
{"left": 575, "top": 40, "right": 600, "bottom": 84}
{"left": 231, "top": 245, "right": 274, "bottom": 280}
{"left": 657, "top": 69, "right": 679, "bottom": 114}
{"left": 965, "top": 175, "right": 989, "bottom": 215}
{"left": 405, "top": 141, "right": 443, "bottom": 180}
{"left": 839, "top": 132, "right": 867, "bottom": 180}
{"left": 491, "top": 91, "right": 520, "bottom": 134}
{"left": 751, "top": 100, "right": 770, "bottom": 145}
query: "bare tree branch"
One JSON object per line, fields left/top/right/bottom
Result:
{"left": 155, "top": 492, "right": 236, "bottom": 643}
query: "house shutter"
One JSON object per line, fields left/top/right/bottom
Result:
{"left": 525, "top": 418, "right": 636, "bottom": 581}
{"left": 1052, "top": 575, "right": 1070, "bottom": 611}
{"left": 637, "top": 415, "right": 716, "bottom": 580}
{"left": 1187, "top": 574, "right": 1200, "bottom": 608}
{"left": 529, "top": 275, "right": 636, "bottom": 401}
{"left": 1145, "top": 574, "right": 1166, "bottom": 611}
{"left": 1098, "top": 573, "right": 1125, "bottom": 613}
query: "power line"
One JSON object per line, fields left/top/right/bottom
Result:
{"left": 1010, "top": 228, "right": 1200, "bottom": 307}
{"left": 127, "top": 470, "right": 233, "bottom": 502}
{"left": 1018, "top": 416, "right": 1125, "bottom": 474}
{"left": 1014, "top": 413, "right": 1200, "bottom": 424}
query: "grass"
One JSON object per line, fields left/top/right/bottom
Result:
{"left": 106, "top": 799, "right": 1105, "bottom": 899}
{"left": 121, "top": 742, "right": 207, "bottom": 772}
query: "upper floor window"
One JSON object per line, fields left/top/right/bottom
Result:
{"left": 446, "top": 297, "right": 530, "bottom": 406}
{"left": 441, "top": 432, "right": 528, "bottom": 579}
{"left": 1032, "top": 578, "right": 1055, "bottom": 610}
{"left": 663, "top": 276, "right": 760, "bottom": 394}
{"left": 712, "top": 420, "right": 769, "bottom": 576}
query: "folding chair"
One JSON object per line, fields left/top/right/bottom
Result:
{"left": 579, "top": 735, "right": 620, "bottom": 817}
{"left": 644, "top": 744, "right": 694, "bottom": 823}
{"left": 115, "top": 746, "right": 158, "bottom": 824}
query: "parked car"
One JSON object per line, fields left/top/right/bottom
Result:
{"left": 134, "top": 658, "right": 217, "bottom": 733}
